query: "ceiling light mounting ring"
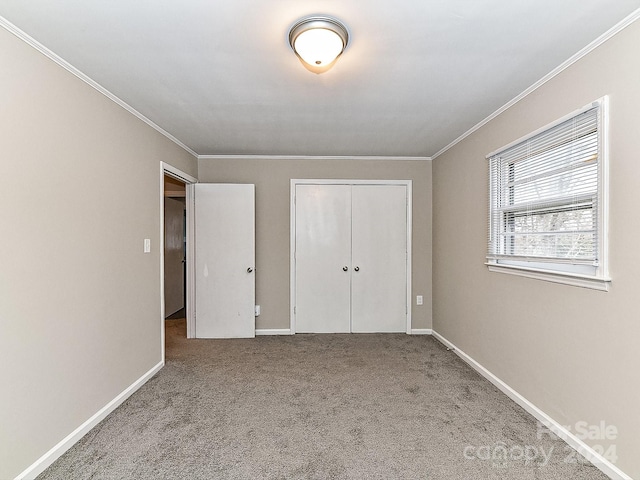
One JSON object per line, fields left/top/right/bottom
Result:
{"left": 288, "top": 15, "right": 349, "bottom": 71}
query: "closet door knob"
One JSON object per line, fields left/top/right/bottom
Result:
{"left": 354, "top": 266, "right": 360, "bottom": 272}
{"left": 247, "top": 267, "right": 253, "bottom": 273}
{"left": 343, "top": 266, "right": 348, "bottom": 271}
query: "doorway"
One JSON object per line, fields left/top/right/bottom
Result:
{"left": 160, "top": 162, "right": 197, "bottom": 363}
{"left": 164, "top": 177, "right": 186, "bottom": 320}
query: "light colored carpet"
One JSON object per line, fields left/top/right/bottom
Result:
{"left": 38, "top": 320, "right": 608, "bottom": 479}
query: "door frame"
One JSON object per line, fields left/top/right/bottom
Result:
{"left": 290, "top": 179, "right": 413, "bottom": 334}
{"left": 160, "top": 162, "right": 197, "bottom": 363}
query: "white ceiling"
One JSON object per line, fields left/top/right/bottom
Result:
{"left": 2, "top": 1, "right": 639, "bottom": 157}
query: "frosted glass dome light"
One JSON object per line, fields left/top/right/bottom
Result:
{"left": 289, "top": 16, "right": 349, "bottom": 71}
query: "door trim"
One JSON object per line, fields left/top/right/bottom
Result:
{"left": 290, "top": 179, "right": 413, "bottom": 334}
{"left": 160, "top": 162, "right": 197, "bottom": 363}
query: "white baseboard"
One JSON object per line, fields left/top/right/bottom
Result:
{"left": 256, "top": 329, "right": 432, "bottom": 336}
{"left": 255, "top": 328, "right": 292, "bottom": 336}
{"left": 431, "top": 331, "right": 631, "bottom": 480}
{"left": 410, "top": 328, "right": 433, "bottom": 335}
{"left": 16, "top": 361, "right": 164, "bottom": 480}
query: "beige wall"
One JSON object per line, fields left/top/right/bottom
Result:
{"left": 0, "top": 28, "right": 197, "bottom": 478}
{"left": 198, "top": 158, "right": 433, "bottom": 331}
{"left": 432, "top": 21, "right": 640, "bottom": 479}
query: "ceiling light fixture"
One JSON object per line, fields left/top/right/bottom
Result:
{"left": 288, "top": 16, "right": 349, "bottom": 73}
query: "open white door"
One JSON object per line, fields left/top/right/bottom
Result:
{"left": 195, "top": 184, "right": 255, "bottom": 338}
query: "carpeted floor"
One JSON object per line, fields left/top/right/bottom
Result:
{"left": 38, "top": 320, "right": 608, "bottom": 479}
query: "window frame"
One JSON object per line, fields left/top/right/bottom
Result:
{"left": 485, "top": 97, "right": 610, "bottom": 291}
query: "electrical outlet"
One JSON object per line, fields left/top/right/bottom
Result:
{"left": 255, "top": 305, "right": 261, "bottom": 316}
{"left": 144, "top": 238, "right": 151, "bottom": 253}
{"left": 416, "top": 295, "right": 423, "bottom": 306}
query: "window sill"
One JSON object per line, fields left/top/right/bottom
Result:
{"left": 486, "top": 263, "right": 611, "bottom": 291}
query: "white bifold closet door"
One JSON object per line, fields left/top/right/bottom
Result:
{"left": 295, "top": 184, "right": 407, "bottom": 333}
{"left": 351, "top": 185, "right": 407, "bottom": 333}
{"left": 295, "top": 185, "right": 352, "bottom": 333}
{"left": 194, "top": 183, "right": 255, "bottom": 338}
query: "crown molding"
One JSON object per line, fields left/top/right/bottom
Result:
{"left": 0, "top": 15, "right": 198, "bottom": 159}
{"left": 431, "top": 7, "right": 640, "bottom": 160}
{"left": 198, "top": 154, "right": 432, "bottom": 161}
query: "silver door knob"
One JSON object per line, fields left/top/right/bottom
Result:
{"left": 247, "top": 267, "right": 253, "bottom": 273}
{"left": 354, "top": 266, "right": 360, "bottom": 272}
{"left": 343, "top": 266, "right": 348, "bottom": 271}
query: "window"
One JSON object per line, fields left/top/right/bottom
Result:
{"left": 487, "top": 98, "right": 610, "bottom": 290}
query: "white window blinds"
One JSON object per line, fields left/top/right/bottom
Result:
{"left": 488, "top": 105, "right": 600, "bottom": 265}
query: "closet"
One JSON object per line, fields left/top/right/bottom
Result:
{"left": 293, "top": 181, "right": 410, "bottom": 333}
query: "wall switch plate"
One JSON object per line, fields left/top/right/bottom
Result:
{"left": 144, "top": 239, "right": 151, "bottom": 253}
{"left": 416, "top": 295, "right": 423, "bottom": 305}
{"left": 255, "top": 305, "right": 260, "bottom": 316}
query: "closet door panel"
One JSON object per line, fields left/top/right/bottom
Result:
{"left": 295, "top": 185, "right": 352, "bottom": 333}
{"left": 351, "top": 185, "right": 407, "bottom": 333}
